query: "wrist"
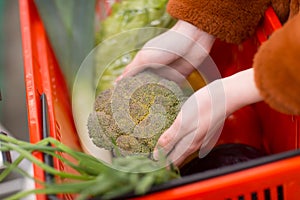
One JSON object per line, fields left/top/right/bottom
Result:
{"left": 172, "top": 20, "right": 216, "bottom": 53}
{"left": 223, "top": 68, "right": 263, "bottom": 115}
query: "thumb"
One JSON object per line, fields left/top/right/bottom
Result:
{"left": 115, "top": 60, "right": 148, "bottom": 83}
{"left": 153, "top": 112, "right": 195, "bottom": 160}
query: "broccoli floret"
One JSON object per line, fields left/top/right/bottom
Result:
{"left": 87, "top": 71, "right": 188, "bottom": 156}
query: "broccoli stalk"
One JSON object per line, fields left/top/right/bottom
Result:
{"left": 87, "top": 71, "right": 188, "bottom": 156}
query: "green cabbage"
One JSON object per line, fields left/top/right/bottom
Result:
{"left": 94, "top": 0, "right": 176, "bottom": 94}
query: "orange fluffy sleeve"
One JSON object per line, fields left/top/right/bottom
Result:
{"left": 167, "top": 0, "right": 270, "bottom": 44}
{"left": 253, "top": 13, "right": 300, "bottom": 115}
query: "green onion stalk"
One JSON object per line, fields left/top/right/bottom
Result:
{"left": 0, "top": 134, "right": 180, "bottom": 200}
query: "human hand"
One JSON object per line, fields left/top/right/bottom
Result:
{"left": 118, "top": 20, "right": 215, "bottom": 83}
{"left": 153, "top": 68, "right": 263, "bottom": 166}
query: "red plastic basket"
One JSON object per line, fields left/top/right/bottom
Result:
{"left": 19, "top": 0, "right": 300, "bottom": 199}
{"left": 19, "top": 0, "right": 82, "bottom": 199}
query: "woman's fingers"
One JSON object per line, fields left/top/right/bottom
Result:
{"left": 168, "top": 132, "right": 204, "bottom": 166}
{"left": 153, "top": 93, "right": 204, "bottom": 158}
{"left": 153, "top": 82, "right": 228, "bottom": 166}
{"left": 153, "top": 115, "right": 205, "bottom": 166}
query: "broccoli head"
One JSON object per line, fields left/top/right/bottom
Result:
{"left": 87, "top": 71, "right": 188, "bottom": 156}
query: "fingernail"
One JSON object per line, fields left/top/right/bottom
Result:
{"left": 116, "top": 75, "right": 123, "bottom": 82}
{"left": 153, "top": 145, "right": 166, "bottom": 160}
{"left": 152, "top": 148, "right": 159, "bottom": 160}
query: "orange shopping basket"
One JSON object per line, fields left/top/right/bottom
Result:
{"left": 19, "top": 0, "right": 300, "bottom": 199}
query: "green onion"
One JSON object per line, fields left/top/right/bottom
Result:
{"left": 0, "top": 134, "right": 180, "bottom": 200}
